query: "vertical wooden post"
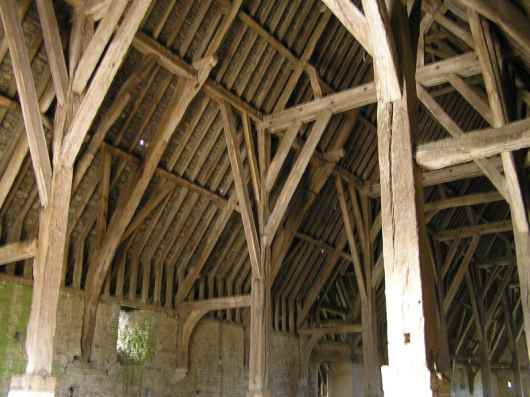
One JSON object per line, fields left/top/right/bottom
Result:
{"left": 25, "top": 164, "right": 73, "bottom": 374}
{"left": 465, "top": 274, "right": 496, "bottom": 396}
{"left": 223, "top": 105, "right": 271, "bottom": 397}
{"left": 248, "top": 124, "right": 272, "bottom": 397}
{"left": 336, "top": 177, "right": 382, "bottom": 396}
{"left": 367, "top": 1, "right": 435, "bottom": 395}
{"left": 468, "top": 11, "right": 530, "bottom": 361}
{"left": 502, "top": 293, "right": 523, "bottom": 397}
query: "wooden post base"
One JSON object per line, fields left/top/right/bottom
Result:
{"left": 8, "top": 375, "right": 56, "bottom": 397}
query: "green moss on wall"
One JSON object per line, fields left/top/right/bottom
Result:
{"left": 0, "top": 283, "right": 33, "bottom": 392}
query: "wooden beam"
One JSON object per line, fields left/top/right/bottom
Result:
{"left": 417, "top": 85, "right": 509, "bottom": 199}
{"left": 242, "top": 113, "right": 260, "bottom": 204}
{"left": 435, "top": 220, "right": 513, "bottom": 241}
{"left": 416, "top": 117, "right": 530, "bottom": 169}
{"left": 298, "top": 323, "right": 362, "bottom": 336}
{"left": 459, "top": 0, "right": 530, "bottom": 62}
{"left": 264, "top": 122, "right": 302, "bottom": 193}
{"left": 0, "top": 79, "right": 54, "bottom": 210}
{"left": 367, "top": 153, "right": 530, "bottom": 197}
{"left": 361, "top": 0, "right": 401, "bottom": 100}
{"left": 425, "top": 191, "right": 503, "bottom": 212}
{"left": 175, "top": 295, "right": 251, "bottom": 380}
{"left": 0, "top": 0, "right": 52, "bottom": 207}
{"left": 132, "top": 32, "right": 263, "bottom": 122}
{"left": 335, "top": 176, "right": 367, "bottom": 302}
{"left": 443, "top": 236, "right": 480, "bottom": 313}
{"left": 72, "top": 0, "right": 128, "bottom": 94}
{"left": 175, "top": 195, "right": 237, "bottom": 304}
{"left": 373, "top": 2, "right": 434, "bottom": 394}
{"left": 61, "top": 0, "right": 153, "bottom": 166}
{"left": 320, "top": 0, "right": 372, "bottom": 54}
{"left": 0, "top": 240, "right": 37, "bottom": 266}
{"left": 465, "top": 273, "right": 496, "bottom": 396}
{"left": 221, "top": 102, "right": 262, "bottom": 277}
{"left": 448, "top": 74, "right": 493, "bottom": 125}
{"left": 468, "top": 10, "right": 530, "bottom": 360}
{"left": 25, "top": 165, "right": 73, "bottom": 374}
{"left": 35, "top": 0, "right": 68, "bottom": 105}
{"left": 264, "top": 112, "right": 332, "bottom": 246}
{"left": 176, "top": 295, "right": 251, "bottom": 314}
{"left": 260, "top": 52, "right": 482, "bottom": 131}
{"left": 81, "top": 56, "right": 215, "bottom": 361}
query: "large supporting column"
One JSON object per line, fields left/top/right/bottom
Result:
{"left": 363, "top": 1, "right": 435, "bottom": 395}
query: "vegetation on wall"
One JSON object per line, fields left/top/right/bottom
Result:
{"left": 117, "top": 309, "right": 154, "bottom": 365}
{"left": 0, "top": 283, "right": 32, "bottom": 392}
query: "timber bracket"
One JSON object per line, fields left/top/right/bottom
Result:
{"left": 174, "top": 295, "right": 251, "bottom": 381}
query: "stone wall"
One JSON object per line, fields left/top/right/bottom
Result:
{"left": 0, "top": 281, "right": 316, "bottom": 397}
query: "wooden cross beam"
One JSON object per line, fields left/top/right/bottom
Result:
{"left": 298, "top": 323, "right": 362, "bottom": 336}
{"left": 435, "top": 220, "right": 513, "bottom": 241}
{"left": 260, "top": 52, "right": 482, "bottom": 132}
{"left": 416, "top": 85, "right": 509, "bottom": 200}
{"left": 0, "top": 240, "right": 37, "bottom": 266}
{"left": 416, "top": 117, "right": 530, "bottom": 169}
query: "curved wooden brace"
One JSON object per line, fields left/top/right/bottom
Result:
{"left": 297, "top": 323, "right": 361, "bottom": 390}
{"left": 298, "top": 334, "right": 322, "bottom": 388}
{"left": 175, "top": 295, "right": 251, "bottom": 381}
